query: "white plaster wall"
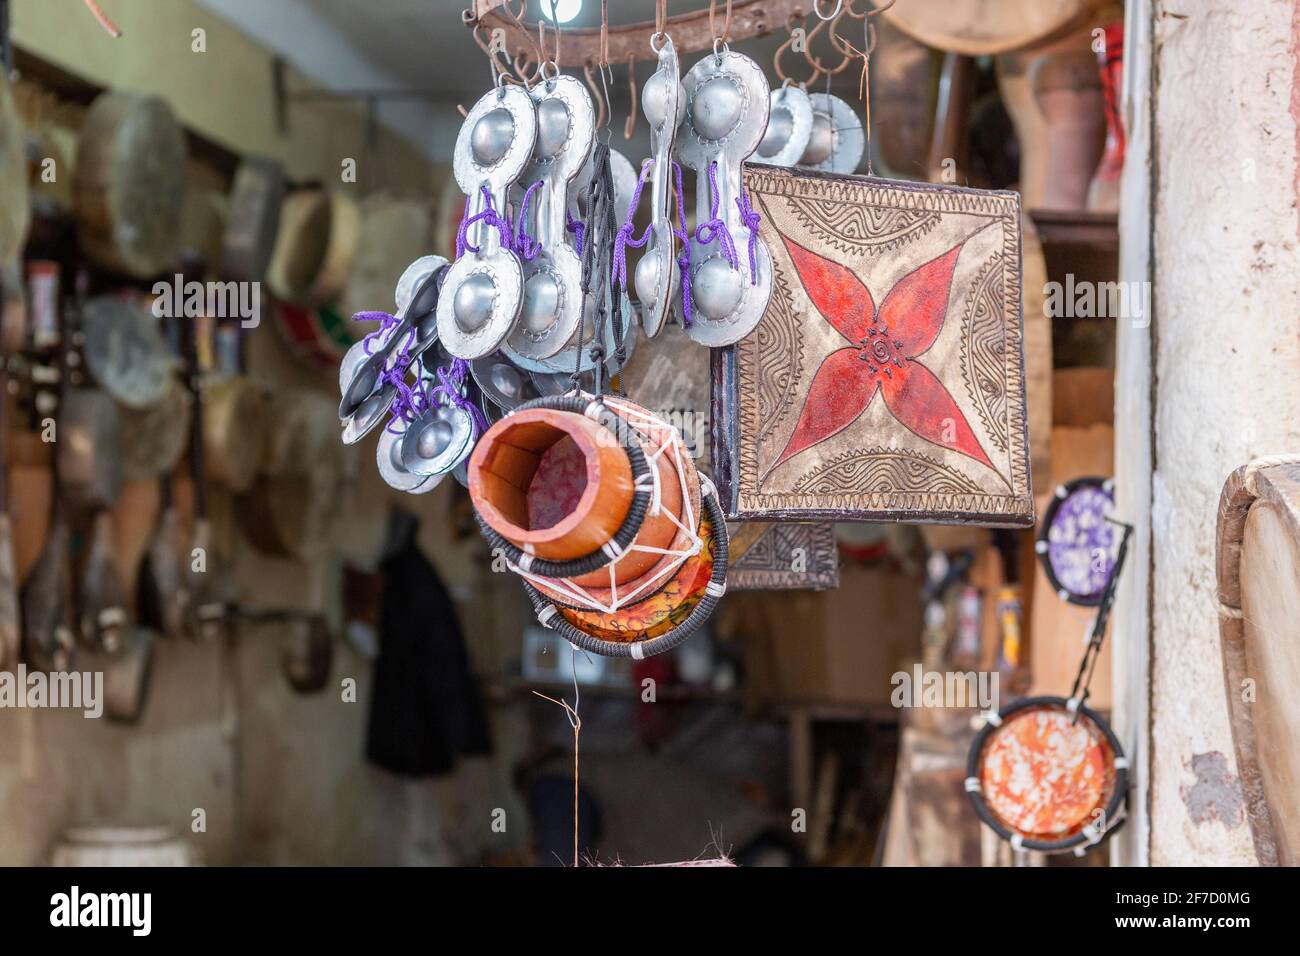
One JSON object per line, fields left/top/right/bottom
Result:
{"left": 1149, "top": 0, "right": 1300, "bottom": 864}
{"left": 1111, "top": 0, "right": 1154, "bottom": 867}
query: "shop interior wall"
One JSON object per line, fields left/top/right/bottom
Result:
{"left": 0, "top": 0, "right": 529, "bottom": 865}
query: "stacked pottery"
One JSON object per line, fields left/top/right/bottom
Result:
{"left": 468, "top": 393, "right": 727, "bottom": 658}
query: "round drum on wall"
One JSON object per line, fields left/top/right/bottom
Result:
{"left": 966, "top": 695, "right": 1128, "bottom": 855}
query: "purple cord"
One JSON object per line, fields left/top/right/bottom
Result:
{"left": 512, "top": 180, "right": 544, "bottom": 261}
{"left": 672, "top": 160, "right": 694, "bottom": 329}
{"left": 694, "top": 161, "right": 739, "bottom": 269}
{"left": 455, "top": 186, "right": 513, "bottom": 257}
{"left": 382, "top": 318, "right": 426, "bottom": 433}
{"left": 353, "top": 310, "right": 401, "bottom": 355}
{"left": 735, "top": 186, "right": 761, "bottom": 285}
{"left": 611, "top": 159, "right": 654, "bottom": 289}
{"left": 428, "top": 358, "right": 490, "bottom": 436}
{"left": 566, "top": 209, "right": 585, "bottom": 257}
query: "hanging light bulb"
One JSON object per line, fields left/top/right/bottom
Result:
{"left": 541, "top": 0, "right": 582, "bottom": 26}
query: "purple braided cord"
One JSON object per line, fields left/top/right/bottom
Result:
{"left": 611, "top": 159, "right": 654, "bottom": 289}
{"left": 512, "top": 180, "right": 545, "bottom": 261}
{"left": 382, "top": 319, "right": 427, "bottom": 433}
{"left": 428, "top": 358, "right": 490, "bottom": 436}
{"left": 353, "top": 310, "right": 401, "bottom": 355}
{"left": 565, "top": 209, "right": 585, "bottom": 257}
{"left": 694, "top": 161, "right": 739, "bottom": 269}
{"left": 672, "top": 160, "right": 694, "bottom": 328}
{"left": 455, "top": 186, "right": 513, "bottom": 257}
{"left": 735, "top": 186, "right": 761, "bottom": 284}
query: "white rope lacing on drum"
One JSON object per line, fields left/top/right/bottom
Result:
{"left": 516, "top": 396, "right": 705, "bottom": 616}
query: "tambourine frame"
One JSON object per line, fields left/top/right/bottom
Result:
{"left": 1036, "top": 475, "right": 1117, "bottom": 608}
{"left": 966, "top": 695, "right": 1129, "bottom": 855}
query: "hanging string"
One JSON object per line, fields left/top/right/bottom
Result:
{"left": 583, "top": 62, "right": 607, "bottom": 130}
{"left": 735, "top": 188, "right": 761, "bottom": 283}
{"left": 671, "top": 160, "right": 694, "bottom": 329}
{"left": 611, "top": 159, "right": 654, "bottom": 289}
{"left": 455, "top": 186, "right": 514, "bottom": 255}
{"left": 531, "top": 650, "right": 584, "bottom": 868}
{"left": 429, "top": 358, "right": 490, "bottom": 436}
{"left": 833, "top": 0, "right": 896, "bottom": 177}
{"left": 599, "top": 0, "right": 610, "bottom": 68}
{"left": 695, "top": 161, "right": 738, "bottom": 269}
{"left": 352, "top": 310, "right": 402, "bottom": 356}
{"left": 512, "top": 179, "right": 545, "bottom": 261}
{"left": 708, "top": 0, "right": 734, "bottom": 44}
{"left": 565, "top": 209, "right": 586, "bottom": 257}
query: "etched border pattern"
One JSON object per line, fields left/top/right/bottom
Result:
{"left": 792, "top": 447, "right": 984, "bottom": 496}
{"left": 729, "top": 165, "right": 1033, "bottom": 525}
{"left": 729, "top": 522, "right": 840, "bottom": 591}
{"left": 785, "top": 196, "right": 941, "bottom": 256}
{"left": 960, "top": 252, "right": 1010, "bottom": 456}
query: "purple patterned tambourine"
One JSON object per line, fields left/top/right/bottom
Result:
{"left": 1036, "top": 477, "right": 1117, "bottom": 606}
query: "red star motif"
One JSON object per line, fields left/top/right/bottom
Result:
{"left": 770, "top": 236, "right": 993, "bottom": 474}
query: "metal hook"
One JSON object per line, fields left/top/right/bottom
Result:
{"left": 584, "top": 60, "right": 607, "bottom": 130}
{"left": 624, "top": 55, "right": 638, "bottom": 140}
{"left": 813, "top": 0, "right": 843, "bottom": 20}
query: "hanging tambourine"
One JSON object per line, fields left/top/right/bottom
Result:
{"left": 966, "top": 695, "right": 1128, "bottom": 855}
{"left": 1035, "top": 476, "right": 1118, "bottom": 605}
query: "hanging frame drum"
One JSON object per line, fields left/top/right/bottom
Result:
{"left": 966, "top": 695, "right": 1128, "bottom": 855}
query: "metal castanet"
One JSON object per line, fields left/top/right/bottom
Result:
{"left": 633, "top": 35, "right": 685, "bottom": 339}
{"left": 73, "top": 92, "right": 187, "bottom": 279}
{"left": 1215, "top": 456, "right": 1300, "bottom": 866}
{"left": 675, "top": 46, "right": 772, "bottom": 346}
{"left": 505, "top": 75, "right": 593, "bottom": 362}
{"left": 438, "top": 84, "right": 536, "bottom": 360}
